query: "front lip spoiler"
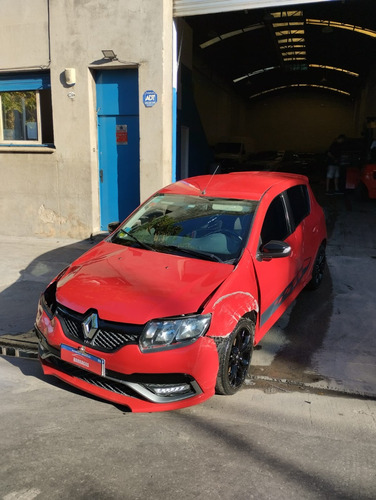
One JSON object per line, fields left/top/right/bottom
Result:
{"left": 36, "top": 328, "right": 202, "bottom": 404}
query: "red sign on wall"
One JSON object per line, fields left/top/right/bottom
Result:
{"left": 116, "top": 124, "right": 128, "bottom": 145}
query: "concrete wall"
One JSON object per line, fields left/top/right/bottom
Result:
{"left": 246, "top": 92, "right": 357, "bottom": 153}
{"left": 193, "top": 68, "right": 360, "bottom": 153}
{"left": 193, "top": 63, "right": 248, "bottom": 147}
{"left": 0, "top": 0, "right": 173, "bottom": 238}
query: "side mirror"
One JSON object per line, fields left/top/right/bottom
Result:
{"left": 108, "top": 221, "right": 120, "bottom": 233}
{"left": 259, "top": 240, "right": 291, "bottom": 260}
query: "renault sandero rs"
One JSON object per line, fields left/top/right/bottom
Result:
{"left": 35, "top": 172, "right": 327, "bottom": 412}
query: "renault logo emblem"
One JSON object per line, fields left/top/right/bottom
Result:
{"left": 82, "top": 313, "right": 98, "bottom": 341}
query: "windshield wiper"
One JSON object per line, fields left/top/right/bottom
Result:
{"left": 113, "top": 230, "right": 156, "bottom": 252}
{"left": 156, "top": 244, "right": 223, "bottom": 263}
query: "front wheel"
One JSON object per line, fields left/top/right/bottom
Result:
{"left": 215, "top": 318, "right": 255, "bottom": 395}
{"left": 307, "top": 244, "right": 326, "bottom": 290}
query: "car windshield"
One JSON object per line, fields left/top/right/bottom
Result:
{"left": 111, "top": 194, "right": 258, "bottom": 264}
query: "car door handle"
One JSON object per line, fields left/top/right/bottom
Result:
{"left": 100, "top": 169, "right": 104, "bottom": 183}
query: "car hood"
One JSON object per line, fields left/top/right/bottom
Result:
{"left": 56, "top": 241, "right": 234, "bottom": 324}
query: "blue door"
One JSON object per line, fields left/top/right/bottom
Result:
{"left": 95, "top": 70, "right": 140, "bottom": 229}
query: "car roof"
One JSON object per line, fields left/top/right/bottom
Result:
{"left": 159, "top": 171, "right": 308, "bottom": 201}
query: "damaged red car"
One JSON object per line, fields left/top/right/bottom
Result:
{"left": 35, "top": 172, "right": 327, "bottom": 412}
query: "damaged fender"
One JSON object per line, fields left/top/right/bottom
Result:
{"left": 202, "top": 249, "right": 259, "bottom": 341}
{"left": 206, "top": 290, "right": 258, "bottom": 341}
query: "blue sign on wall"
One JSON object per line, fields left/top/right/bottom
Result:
{"left": 143, "top": 90, "right": 157, "bottom": 107}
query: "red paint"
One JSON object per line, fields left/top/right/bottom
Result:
{"left": 36, "top": 172, "right": 326, "bottom": 412}
{"left": 56, "top": 244, "right": 233, "bottom": 323}
{"left": 346, "top": 163, "right": 376, "bottom": 198}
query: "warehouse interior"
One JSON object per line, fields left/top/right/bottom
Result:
{"left": 175, "top": 0, "right": 376, "bottom": 178}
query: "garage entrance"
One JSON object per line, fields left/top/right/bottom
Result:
{"left": 173, "top": 0, "right": 376, "bottom": 180}
{"left": 95, "top": 69, "right": 140, "bottom": 230}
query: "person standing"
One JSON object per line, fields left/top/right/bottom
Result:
{"left": 326, "top": 134, "right": 346, "bottom": 194}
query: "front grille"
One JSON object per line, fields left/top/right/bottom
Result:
{"left": 56, "top": 305, "right": 143, "bottom": 353}
{"left": 46, "top": 355, "right": 143, "bottom": 399}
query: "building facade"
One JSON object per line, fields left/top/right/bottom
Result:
{"left": 1, "top": 0, "right": 376, "bottom": 238}
{"left": 0, "top": 0, "right": 173, "bottom": 238}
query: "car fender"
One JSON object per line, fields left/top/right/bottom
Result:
{"left": 202, "top": 251, "right": 259, "bottom": 339}
{"left": 207, "top": 290, "right": 258, "bottom": 339}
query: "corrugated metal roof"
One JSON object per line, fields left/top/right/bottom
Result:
{"left": 173, "top": 0, "right": 332, "bottom": 17}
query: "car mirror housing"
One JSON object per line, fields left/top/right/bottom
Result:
{"left": 259, "top": 240, "right": 291, "bottom": 260}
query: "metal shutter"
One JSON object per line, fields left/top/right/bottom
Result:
{"left": 173, "top": 0, "right": 330, "bottom": 17}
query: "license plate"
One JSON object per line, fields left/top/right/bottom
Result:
{"left": 61, "top": 344, "right": 105, "bottom": 376}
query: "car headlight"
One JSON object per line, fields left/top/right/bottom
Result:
{"left": 140, "top": 314, "right": 211, "bottom": 352}
{"left": 36, "top": 281, "right": 58, "bottom": 338}
{"left": 38, "top": 267, "right": 68, "bottom": 320}
{"left": 40, "top": 281, "right": 58, "bottom": 319}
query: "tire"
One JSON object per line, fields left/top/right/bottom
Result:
{"left": 215, "top": 318, "right": 255, "bottom": 395}
{"left": 307, "top": 244, "right": 326, "bottom": 290}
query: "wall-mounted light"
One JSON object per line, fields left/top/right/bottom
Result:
{"left": 102, "top": 49, "right": 117, "bottom": 61}
{"left": 64, "top": 68, "right": 76, "bottom": 86}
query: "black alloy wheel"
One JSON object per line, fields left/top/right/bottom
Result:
{"left": 216, "top": 318, "right": 255, "bottom": 395}
{"left": 307, "top": 244, "right": 326, "bottom": 290}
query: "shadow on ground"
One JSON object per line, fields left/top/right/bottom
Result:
{"left": 0, "top": 235, "right": 106, "bottom": 336}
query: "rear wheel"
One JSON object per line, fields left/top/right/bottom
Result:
{"left": 307, "top": 244, "right": 326, "bottom": 290}
{"left": 216, "top": 318, "right": 255, "bottom": 395}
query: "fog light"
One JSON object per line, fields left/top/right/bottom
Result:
{"left": 146, "top": 384, "right": 191, "bottom": 396}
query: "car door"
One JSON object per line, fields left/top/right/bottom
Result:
{"left": 252, "top": 191, "right": 302, "bottom": 340}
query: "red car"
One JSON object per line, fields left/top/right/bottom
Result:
{"left": 35, "top": 172, "right": 327, "bottom": 412}
{"left": 356, "top": 163, "right": 376, "bottom": 199}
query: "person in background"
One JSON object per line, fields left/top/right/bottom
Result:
{"left": 326, "top": 134, "right": 346, "bottom": 194}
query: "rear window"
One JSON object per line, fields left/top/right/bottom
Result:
{"left": 286, "top": 185, "right": 310, "bottom": 228}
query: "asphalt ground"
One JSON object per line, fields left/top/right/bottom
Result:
{"left": 0, "top": 189, "right": 375, "bottom": 400}
{"left": 1, "top": 354, "right": 375, "bottom": 500}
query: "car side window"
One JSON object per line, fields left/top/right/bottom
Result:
{"left": 260, "top": 195, "right": 289, "bottom": 244}
{"left": 286, "top": 185, "right": 310, "bottom": 228}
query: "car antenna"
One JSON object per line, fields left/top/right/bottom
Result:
{"left": 202, "top": 164, "right": 220, "bottom": 195}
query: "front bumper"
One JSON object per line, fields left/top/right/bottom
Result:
{"left": 35, "top": 310, "right": 218, "bottom": 412}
